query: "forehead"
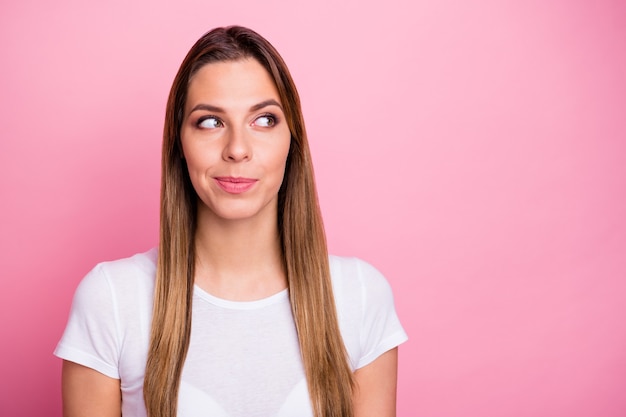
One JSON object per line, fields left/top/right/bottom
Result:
{"left": 185, "top": 59, "right": 281, "bottom": 110}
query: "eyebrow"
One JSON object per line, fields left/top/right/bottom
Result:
{"left": 188, "top": 99, "right": 283, "bottom": 115}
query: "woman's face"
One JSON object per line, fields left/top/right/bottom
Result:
{"left": 180, "top": 58, "right": 291, "bottom": 224}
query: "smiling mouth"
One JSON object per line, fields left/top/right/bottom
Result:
{"left": 214, "top": 177, "right": 258, "bottom": 194}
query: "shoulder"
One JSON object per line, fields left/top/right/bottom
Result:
{"left": 328, "top": 255, "right": 394, "bottom": 301}
{"left": 92, "top": 248, "right": 157, "bottom": 282}
{"left": 328, "top": 255, "right": 407, "bottom": 369}
{"left": 56, "top": 249, "right": 157, "bottom": 379}
{"left": 73, "top": 248, "right": 157, "bottom": 311}
{"left": 79, "top": 248, "right": 157, "bottom": 290}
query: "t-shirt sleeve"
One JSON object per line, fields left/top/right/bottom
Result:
{"left": 54, "top": 264, "right": 121, "bottom": 379}
{"left": 355, "top": 260, "right": 408, "bottom": 369}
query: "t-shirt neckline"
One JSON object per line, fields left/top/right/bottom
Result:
{"left": 193, "top": 285, "right": 289, "bottom": 310}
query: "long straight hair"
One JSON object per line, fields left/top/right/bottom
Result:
{"left": 143, "top": 26, "right": 354, "bottom": 417}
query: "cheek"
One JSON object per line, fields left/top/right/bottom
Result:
{"left": 184, "top": 152, "right": 203, "bottom": 175}
{"left": 182, "top": 139, "right": 210, "bottom": 174}
{"left": 181, "top": 146, "right": 214, "bottom": 199}
{"left": 272, "top": 138, "right": 291, "bottom": 178}
{"left": 182, "top": 156, "right": 203, "bottom": 195}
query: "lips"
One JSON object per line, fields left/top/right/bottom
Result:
{"left": 214, "top": 177, "right": 258, "bottom": 194}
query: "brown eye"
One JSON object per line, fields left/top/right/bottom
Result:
{"left": 254, "top": 114, "right": 276, "bottom": 127}
{"left": 198, "top": 117, "right": 224, "bottom": 129}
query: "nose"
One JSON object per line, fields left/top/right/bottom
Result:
{"left": 222, "top": 126, "right": 252, "bottom": 162}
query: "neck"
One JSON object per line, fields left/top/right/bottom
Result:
{"left": 193, "top": 205, "right": 286, "bottom": 301}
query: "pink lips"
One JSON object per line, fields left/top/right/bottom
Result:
{"left": 214, "top": 177, "right": 258, "bottom": 194}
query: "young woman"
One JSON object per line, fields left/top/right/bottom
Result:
{"left": 55, "top": 26, "right": 407, "bottom": 417}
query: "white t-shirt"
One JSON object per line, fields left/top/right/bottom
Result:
{"left": 55, "top": 249, "right": 408, "bottom": 417}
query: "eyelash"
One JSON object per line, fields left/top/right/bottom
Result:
{"left": 196, "top": 116, "right": 224, "bottom": 129}
{"left": 255, "top": 113, "right": 278, "bottom": 127}
{"left": 195, "top": 113, "right": 279, "bottom": 129}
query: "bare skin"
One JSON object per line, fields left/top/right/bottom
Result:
{"left": 61, "top": 361, "right": 120, "bottom": 417}
{"left": 182, "top": 59, "right": 290, "bottom": 300}
{"left": 353, "top": 348, "right": 399, "bottom": 417}
{"left": 62, "top": 348, "right": 398, "bottom": 417}
{"left": 62, "top": 59, "right": 399, "bottom": 416}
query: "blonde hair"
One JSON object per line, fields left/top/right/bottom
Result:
{"left": 143, "top": 26, "right": 354, "bottom": 417}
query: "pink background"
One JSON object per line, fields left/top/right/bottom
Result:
{"left": 1, "top": 1, "right": 625, "bottom": 416}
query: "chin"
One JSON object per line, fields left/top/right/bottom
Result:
{"left": 203, "top": 200, "right": 277, "bottom": 223}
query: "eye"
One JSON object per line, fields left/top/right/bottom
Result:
{"left": 197, "top": 116, "right": 224, "bottom": 129}
{"left": 254, "top": 114, "right": 277, "bottom": 127}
